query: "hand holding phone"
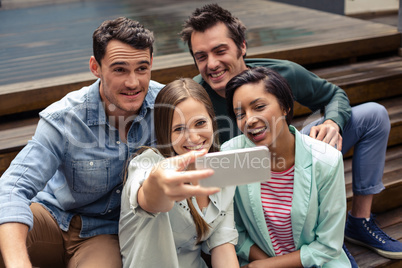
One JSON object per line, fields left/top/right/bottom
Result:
{"left": 195, "top": 146, "right": 271, "bottom": 188}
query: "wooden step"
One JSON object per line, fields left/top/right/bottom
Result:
{"left": 1, "top": 92, "right": 401, "bottom": 175}
{"left": 293, "top": 55, "right": 402, "bottom": 117}
{"left": 2, "top": 52, "right": 401, "bottom": 120}
{"left": 345, "top": 206, "right": 402, "bottom": 268}
{"left": 293, "top": 96, "right": 402, "bottom": 214}
{"left": 0, "top": 115, "right": 39, "bottom": 175}
{"left": 344, "top": 144, "right": 402, "bottom": 213}
{"left": 314, "top": 55, "right": 402, "bottom": 106}
{"left": 2, "top": 56, "right": 401, "bottom": 174}
{"left": 1, "top": 95, "right": 401, "bottom": 178}
{"left": 0, "top": 73, "right": 96, "bottom": 117}
{"left": 292, "top": 95, "right": 402, "bottom": 147}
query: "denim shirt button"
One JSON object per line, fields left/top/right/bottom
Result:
{"left": 116, "top": 141, "right": 121, "bottom": 145}
{"left": 89, "top": 161, "right": 94, "bottom": 166}
{"left": 116, "top": 189, "right": 121, "bottom": 194}
{"left": 108, "top": 210, "right": 112, "bottom": 213}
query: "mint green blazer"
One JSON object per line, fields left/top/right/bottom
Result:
{"left": 222, "top": 126, "right": 351, "bottom": 267}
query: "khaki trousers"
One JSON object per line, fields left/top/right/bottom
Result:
{"left": 1, "top": 203, "right": 122, "bottom": 268}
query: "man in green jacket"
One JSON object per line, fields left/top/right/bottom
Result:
{"left": 180, "top": 3, "right": 402, "bottom": 266}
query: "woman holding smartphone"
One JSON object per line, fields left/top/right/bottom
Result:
{"left": 222, "top": 67, "right": 350, "bottom": 267}
{"left": 119, "top": 78, "right": 239, "bottom": 268}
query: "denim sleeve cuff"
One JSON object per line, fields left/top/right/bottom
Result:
{"left": 0, "top": 201, "right": 34, "bottom": 230}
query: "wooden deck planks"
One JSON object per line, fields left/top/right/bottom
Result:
{"left": 0, "top": 0, "right": 400, "bottom": 117}
{"left": 0, "top": 0, "right": 399, "bottom": 86}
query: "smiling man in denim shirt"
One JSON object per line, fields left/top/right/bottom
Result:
{"left": 0, "top": 17, "right": 164, "bottom": 268}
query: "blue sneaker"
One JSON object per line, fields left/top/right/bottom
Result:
{"left": 345, "top": 211, "right": 402, "bottom": 259}
{"left": 342, "top": 244, "right": 359, "bottom": 268}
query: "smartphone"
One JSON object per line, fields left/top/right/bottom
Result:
{"left": 195, "top": 146, "right": 271, "bottom": 188}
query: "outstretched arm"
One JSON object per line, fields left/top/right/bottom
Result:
{"left": 211, "top": 243, "right": 239, "bottom": 268}
{"left": 137, "top": 150, "right": 220, "bottom": 213}
{"left": 0, "top": 222, "right": 31, "bottom": 268}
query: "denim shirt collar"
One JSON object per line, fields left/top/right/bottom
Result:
{"left": 85, "top": 79, "right": 154, "bottom": 127}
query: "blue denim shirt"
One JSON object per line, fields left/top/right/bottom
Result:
{"left": 0, "top": 79, "right": 164, "bottom": 238}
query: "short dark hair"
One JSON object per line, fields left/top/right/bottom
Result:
{"left": 92, "top": 17, "right": 154, "bottom": 66}
{"left": 180, "top": 4, "right": 246, "bottom": 58}
{"left": 226, "top": 67, "right": 294, "bottom": 125}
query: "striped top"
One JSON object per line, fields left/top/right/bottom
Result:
{"left": 261, "top": 165, "right": 295, "bottom": 256}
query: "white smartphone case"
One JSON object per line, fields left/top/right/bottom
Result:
{"left": 195, "top": 146, "right": 271, "bottom": 188}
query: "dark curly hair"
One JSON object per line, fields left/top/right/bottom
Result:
{"left": 93, "top": 17, "right": 154, "bottom": 66}
{"left": 180, "top": 4, "right": 247, "bottom": 58}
